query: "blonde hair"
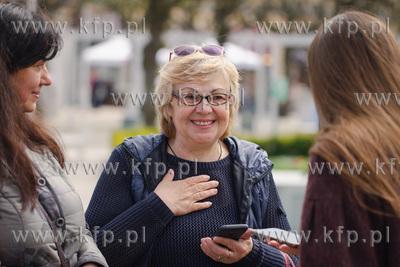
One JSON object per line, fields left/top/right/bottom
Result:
{"left": 308, "top": 10, "right": 400, "bottom": 217}
{"left": 155, "top": 51, "right": 240, "bottom": 139}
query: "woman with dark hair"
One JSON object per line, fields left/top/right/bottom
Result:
{"left": 269, "top": 10, "right": 400, "bottom": 266}
{"left": 0, "top": 2, "right": 107, "bottom": 266}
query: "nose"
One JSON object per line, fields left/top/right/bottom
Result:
{"left": 195, "top": 98, "right": 212, "bottom": 114}
{"left": 40, "top": 64, "right": 52, "bottom": 86}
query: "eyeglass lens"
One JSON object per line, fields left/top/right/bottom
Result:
{"left": 201, "top": 45, "right": 224, "bottom": 56}
{"left": 179, "top": 88, "right": 229, "bottom": 105}
{"left": 172, "top": 45, "right": 224, "bottom": 58}
{"left": 173, "top": 46, "right": 196, "bottom": 56}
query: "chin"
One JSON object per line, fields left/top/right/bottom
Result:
{"left": 23, "top": 104, "right": 36, "bottom": 113}
{"left": 193, "top": 135, "right": 218, "bottom": 144}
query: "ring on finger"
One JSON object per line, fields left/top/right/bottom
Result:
{"left": 227, "top": 251, "right": 232, "bottom": 259}
{"left": 217, "top": 256, "right": 221, "bottom": 260}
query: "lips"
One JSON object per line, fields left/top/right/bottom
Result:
{"left": 192, "top": 120, "right": 215, "bottom": 126}
{"left": 32, "top": 92, "right": 40, "bottom": 99}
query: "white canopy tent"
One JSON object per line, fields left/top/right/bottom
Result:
{"left": 80, "top": 36, "right": 145, "bottom": 126}
{"left": 83, "top": 38, "right": 261, "bottom": 70}
{"left": 82, "top": 37, "right": 132, "bottom": 67}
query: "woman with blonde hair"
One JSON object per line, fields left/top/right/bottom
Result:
{"left": 86, "top": 45, "right": 298, "bottom": 266}
{"left": 270, "top": 10, "right": 400, "bottom": 266}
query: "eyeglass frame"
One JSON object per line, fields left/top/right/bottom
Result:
{"left": 169, "top": 45, "right": 225, "bottom": 61}
{"left": 171, "top": 88, "right": 232, "bottom": 106}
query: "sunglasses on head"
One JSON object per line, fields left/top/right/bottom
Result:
{"left": 169, "top": 45, "right": 225, "bottom": 61}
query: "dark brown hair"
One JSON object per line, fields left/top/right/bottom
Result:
{"left": 0, "top": 2, "right": 64, "bottom": 209}
{"left": 308, "top": 10, "right": 400, "bottom": 217}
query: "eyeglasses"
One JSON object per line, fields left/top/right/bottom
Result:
{"left": 172, "top": 88, "right": 231, "bottom": 106}
{"left": 169, "top": 45, "right": 225, "bottom": 61}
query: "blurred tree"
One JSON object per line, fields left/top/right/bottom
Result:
{"left": 39, "top": 0, "right": 70, "bottom": 11}
{"left": 142, "top": 0, "right": 179, "bottom": 126}
{"left": 333, "top": 0, "right": 400, "bottom": 28}
{"left": 32, "top": 0, "right": 400, "bottom": 126}
{"left": 213, "top": 0, "right": 241, "bottom": 44}
{"left": 83, "top": 0, "right": 192, "bottom": 126}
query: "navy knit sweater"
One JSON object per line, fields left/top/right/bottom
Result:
{"left": 85, "top": 144, "right": 298, "bottom": 266}
{"left": 150, "top": 153, "right": 239, "bottom": 266}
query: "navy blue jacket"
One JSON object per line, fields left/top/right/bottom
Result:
{"left": 86, "top": 133, "right": 298, "bottom": 266}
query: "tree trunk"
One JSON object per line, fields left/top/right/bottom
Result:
{"left": 214, "top": 1, "right": 240, "bottom": 45}
{"left": 142, "top": 0, "right": 175, "bottom": 126}
{"left": 142, "top": 35, "right": 162, "bottom": 125}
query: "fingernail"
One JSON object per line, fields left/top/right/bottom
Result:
{"left": 169, "top": 169, "right": 173, "bottom": 175}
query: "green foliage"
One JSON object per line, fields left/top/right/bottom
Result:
{"left": 247, "top": 134, "right": 316, "bottom": 171}
{"left": 246, "top": 134, "right": 316, "bottom": 156}
{"left": 112, "top": 127, "right": 315, "bottom": 170}
{"left": 113, "top": 126, "right": 316, "bottom": 156}
{"left": 112, "top": 126, "right": 159, "bottom": 147}
{"left": 269, "top": 155, "right": 309, "bottom": 171}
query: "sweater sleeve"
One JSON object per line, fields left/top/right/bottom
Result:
{"left": 85, "top": 145, "right": 174, "bottom": 267}
{"left": 300, "top": 154, "right": 386, "bottom": 266}
{"left": 237, "top": 173, "right": 299, "bottom": 267}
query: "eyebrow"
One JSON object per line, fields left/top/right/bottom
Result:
{"left": 180, "top": 87, "right": 226, "bottom": 93}
{"left": 210, "top": 88, "right": 226, "bottom": 93}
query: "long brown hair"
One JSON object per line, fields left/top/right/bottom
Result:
{"left": 0, "top": 2, "right": 64, "bottom": 209}
{"left": 308, "top": 10, "right": 400, "bottom": 218}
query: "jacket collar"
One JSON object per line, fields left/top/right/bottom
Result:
{"left": 123, "top": 133, "right": 273, "bottom": 223}
{"left": 223, "top": 136, "right": 273, "bottom": 222}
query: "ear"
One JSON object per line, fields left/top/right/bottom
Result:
{"left": 165, "top": 103, "right": 174, "bottom": 123}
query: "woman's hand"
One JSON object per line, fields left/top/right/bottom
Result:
{"left": 200, "top": 229, "right": 253, "bottom": 264}
{"left": 154, "top": 169, "right": 219, "bottom": 216}
{"left": 267, "top": 240, "right": 300, "bottom": 255}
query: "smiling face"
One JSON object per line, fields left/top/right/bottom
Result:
{"left": 170, "top": 75, "right": 230, "bottom": 147}
{"left": 11, "top": 61, "right": 52, "bottom": 113}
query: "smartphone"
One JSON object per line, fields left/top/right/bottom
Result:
{"left": 214, "top": 224, "right": 249, "bottom": 240}
{"left": 252, "top": 228, "right": 300, "bottom": 248}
